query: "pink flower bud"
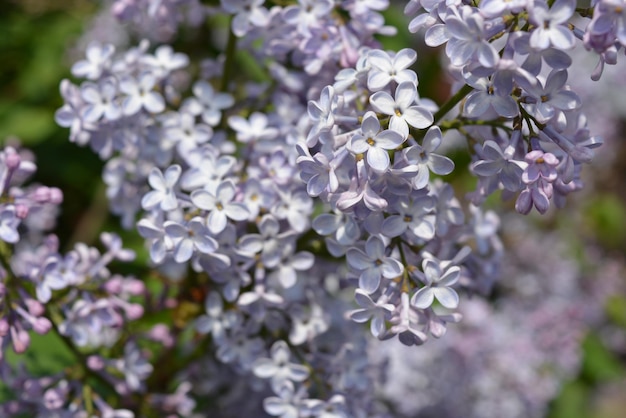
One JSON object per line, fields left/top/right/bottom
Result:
{"left": 125, "top": 303, "right": 144, "bottom": 320}
{"left": 10, "top": 326, "right": 29, "bottom": 354}
{"left": 87, "top": 355, "right": 105, "bottom": 370}
{"left": 33, "top": 186, "right": 51, "bottom": 203}
{"left": 15, "top": 204, "right": 29, "bottom": 219}
{"left": 25, "top": 298, "right": 45, "bottom": 316}
{"left": 5, "top": 151, "right": 21, "bottom": 170}
{"left": 0, "top": 318, "right": 9, "bottom": 336}
{"left": 33, "top": 317, "right": 52, "bottom": 334}
{"left": 49, "top": 187, "right": 63, "bottom": 204}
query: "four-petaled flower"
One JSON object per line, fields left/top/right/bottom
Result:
{"left": 346, "top": 236, "right": 404, "bottom": 294}
{"left": 411, "top": 256, "right": 460, "bottom": 310}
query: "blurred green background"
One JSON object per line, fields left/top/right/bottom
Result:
{"left": 0, "top": 1, "right": 625, "bottom": 417}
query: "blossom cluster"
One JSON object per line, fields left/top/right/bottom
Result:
{"left": 1, "top": 0, "right": 624, "bottom": 416}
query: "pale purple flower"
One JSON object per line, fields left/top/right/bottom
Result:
{"left": 297, "top": 146, "right": 340, "bottom": 197}
{"left": 348, "top": 111, "right": 405, "bottom": 172}
{"left": 141, "top": 44, "right": 189, "bottom": 77}
{"left": 80, "top": 78, "right": 122, "bottom": 122}
{"left": 403, "top": 126, "right": 454, "bottom": 189}
{"left": 307, "top": 85, "right": 337, "bottom": 146}
{"left": 163, "top": 217, "right": 218, "bottom": 263}
{"left": 271, "top": 189, "right": 313, "bottom": 233}
{"left": 348, "top": 289, "right": 395, "bottom": 338}
{"left": 445, "top": 7, "right": 499, "bottom": 68}
{"left": 120, "top": 71, "right": 165, "bottom": 115}
{"left": 480, "top": 0, "right": 527, "bottom": 18}
{"left": 252, "top": 340, "right": 309, "bottom": 391}
{"left": 263, "top": 381, "right": 303, "bottom": 418}
{"left": 191, "top": 180, "right": 250, "bottom": 234}
{"left": 31, "top": 256, "right": 68, "bottom": 304}
{"left": 346, "top": 236, "right": 404, "bottom": 293}
{"left": 183, "top": 80, "right": 234, "bottom": 126}
{"left": 381, "top": 195, "right": 436, "bottom": 240}
{"left": 463, "top": 77, "right": 519, "bottom": 119}
{"left": 221, "top": 0, "right": 270, "bottom": 37}
{"left": 120, "top": 342, "right": 153, "bottom": 391}
{"left": 141, "top": 164, "right": 181, "bottom": 212}
{"left": 71, "top": 42, "right": 115, "bottom": 80}
{"left": 366, "top": 48, "right": 418, "bottom": 91}
{"left": 136, "top": 218, "right": 170, "bottom": 263}
{"left": 283, "top": 0, "right": 334, "bottom": 36}
{"left": 521, "top": 69, "right": 580, "bottom": 123}
{"left": 369, "top": 81, "right": 433, "bottom": 139}
{"left": 228, "top": 112, "right": 278, "bottom": 143}
{"left": 411, "top": 257, "right": 460, "bottom": 309}
{"left": 529, "top": 0, "right": 576, "bottom": 50}
{"left": 0, "top": 205, "right": 20, "bottom": 244}
{"left": 471, "top": 140, "right": 527, "bottom": 192}
{"left": 389, "top": 292, "right": 428, "bottom": 346}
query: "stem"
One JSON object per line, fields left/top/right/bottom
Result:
{"left": 46, "top": 305, "right": 120, "bottom": 397}
{"left": 433, "top": 83, "right": 473, "bottom": 124}
{"left": 220, "top": 19, "right": 238, "bottom": 93}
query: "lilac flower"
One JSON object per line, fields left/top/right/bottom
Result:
{"left": 348, "top": 289, "right": 395, "bottom": 338}
{"left": 163, "top": 217, "right": 218, "bottom": 263}
{"left": 163, "top": 112, "right": 212, "bottom": 154}
{"left": 271, "top": 189, "right": 313, "bottom": 234}
{"left": 515, "top": 150, "right": 560, "bottom": 214}
{"left": 267, "top": 249, "right": 315, "bottom": 289}
{"left": 71, "top": 42, "right": 114, "bottom": 80}
{"left": 0, "top": 205, "right": 20, "bottom": 244}
{"left": 411, "top": 257, "right": 461, "bottom": 310}
{"left": 381, "top": 195, "right": 436, "bottom": 240}
{"left": 141, "top": 44, "right": 189, "bottom": 77}
{"left": 252, "top": 340, "right": 309, "bottom": 391}
{"left": 228, "top": 112, "right": 278, "bottom": 143}
{"left": 195, "top": 292, "right": 239, "bottom": 341}
{"left": 366, "top": 48, "right": 417, "bottom": 91}
{"left": 120, "top": 342, "right": 153, "bottom": 391}
{"left": 403, "top": 126, "right": 454, "bottom": 189}
{"left": 471, "top": 139, "right": 527, "bottom": 192}
{"left": 221, "top": 0, "right": 270, "bottom": 37}
{"left": 263, "top": 381, "right": 305, "bottom": 418}
{"left": 480, "top": 0, "right": 527, "bottom": 18}
{"left": 431, "top": 181, "right": 464, "bottom": 236}
{"left": 297, "top": 146, "right": 340, "bottom": 197}
{"left": 80, "top": 78, "right": 122, "bottom": 122}
{"left": 180, "top": 152, "right": 236, "bottom": 192}
{"left": 136, "top": 217, "right": 170, "bottom": 263}
{"left": 346, "top": 236, "right": 404, "bottom": 293}
{"left": 31, "top": 256, "right": 68, "bottom": 304}
{"left": 463, "top": 77, "right": 519, "bottom": 119}
{"left": 283, "top": 0, "right": 334, "bottom": 36}
{"left": 389, "top": 292, "right": 428, "bottom": 346}
{"left": 445, "top": 7, "right": 498, "bottom": 68}
{"left": 183, "top": 80, "right": 234, "bottom": 126}
{"left": 528, "top": 0, "right": 576, "bottom": 50}
{"left": 307, "top": 85, "right": 337, "bottom": 146}
{"left": 312, "top": 211, "right": 360, "bottom": 251}
{"left": 348, "top": 111, "right": 405, "bottom": 173}
{"left": 120, "top": 71, "right": 165, "bottom": 115}
{"left": 190, "top": 180, "right": 250, "bottom": 234}
{"left": 369, "top": 81, "right": 433, "bottom": 139}
{"left": 520, "top": 69, "right": 580, "bottom": 123}
{"left": 141, "top": 164, "right": 181, "bottom": 212}
{"left": 512, "top": 32, "right": 572, "bottom": 76}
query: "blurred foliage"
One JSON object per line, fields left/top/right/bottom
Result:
{"left": 0, "top": 0, "right": 110, "bottom": 246}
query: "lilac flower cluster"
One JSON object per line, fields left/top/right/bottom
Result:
{"left": 379, "top": 218, "right": 621, "bottom": 418}
{"left": 1, "top": 0, "right": 624, "bottom": 416}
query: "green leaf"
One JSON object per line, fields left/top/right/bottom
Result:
{"left": 581, "top": 333, "right": 625, "bottom": 383}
